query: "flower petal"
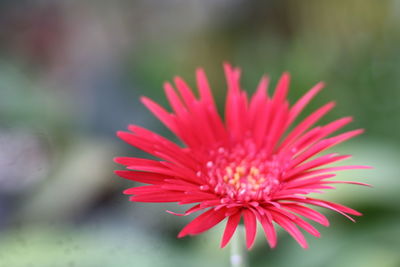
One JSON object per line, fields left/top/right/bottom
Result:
{"left": 255, "top": 207, "right": 277, "bottom": 248}
{"left": 271, "top": 211, "right": 308, "bottom": 249}
{"left": 178, "top": 208, "right": 227, "bottom": 238}
{"left": 114, "top": 170, "right": 167, "bottom": 184}
{"left": 243, "top": 209, "right": 257, "bottom": 249}
{"left": 282, "top": 203, "right": 330, "bottom": 226}
{"left": 221, "top": 211, "right": 242, "bottom": 248}
{"left": 287, "top": 82, "right": 324, "bottom": 126}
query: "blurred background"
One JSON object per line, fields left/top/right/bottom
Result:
{"left": 0, "top": 0, "right": 399, "bottom": 266}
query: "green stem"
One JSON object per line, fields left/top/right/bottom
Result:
{"left": 230, "top": 225, "right": 248, "bottom": 267}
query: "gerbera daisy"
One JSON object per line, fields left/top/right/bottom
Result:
{"left": 115, "top": 63, "right": 370, "bottom": 249}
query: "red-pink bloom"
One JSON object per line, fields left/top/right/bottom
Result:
{"left": 115, "top": 64, "right": 370, "bottom": 249}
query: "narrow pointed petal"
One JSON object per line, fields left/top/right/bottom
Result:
{"left": 114, "top": 170, "right": 167, "bottom": 184}
{"left": 285, "top": 154, "right": 351, "bottom": 180}
{"left": 287, "top": 82, "right": 324, "bottom": 126}
{"left": 166, "top": 204, "right": 203, "bottom": 216}
{"left": 291, "top": 197, "right": 362, "bottom": 221}
{"left": 174, "top": 76, "right": 197, "bottom": 107}
{"left": 196, "top": 68, "right": 216, "bottom": 109}
{"left": 292, "top": 129, "right": 364, "bottom": 167}
{"left": 326, "top": 181, "right": 372, "bottom": 187}
{"left": 141, "top": 97, "right": 178, "bottom": 134}
{"left": 164, "top": 82, "right": 187, "bottom": 116}
{"left": 117, "top": 129, "right": 195, "bottom": 168}
{"left": 221, "top": 211, "right": 242, "bottom": 248}
{"left": 272, "top": 211, "right": 308, "bottom": 249}
{"left": 178, "top": 208, "right": 227, "bottom": 238}
{"left": 272, "top": 72, "right": 290, "bottom": 105}
{"left": 256, "top": 208, "right": 278, "bottom": 248}
{"left": 129, "top": 191, "right": 187, "bottom": 202}
{"left": 282, "top": 203, "right": 330, "bottom": 226}
{"left": 280, "top": 102, "right": 336, "bottom": 149}
{"left": 249, "top": 75, "right": 269, "bottom": 123}
{"left": 243, "top": 209, "right": 257, "bottom": 249}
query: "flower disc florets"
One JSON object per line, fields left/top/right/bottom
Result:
{"left": 201, "top": 142, "right": 286, "bottom": 202}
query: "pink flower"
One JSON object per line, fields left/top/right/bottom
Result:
{"left": 115, "top": 64, "right": 370, "bottom": 249}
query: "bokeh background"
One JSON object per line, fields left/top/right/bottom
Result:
{"left": 0, "top": 1, "right": 399, "bottom": 266}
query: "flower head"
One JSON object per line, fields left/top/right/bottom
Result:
{"left": 115, "top": 64, "right": 370, "bottom": 249}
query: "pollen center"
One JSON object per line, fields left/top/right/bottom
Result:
{"left": 223, "top": 165, "right": 265, "bottom": 191}
{"left": 201, "top": 142, "right": 286, "bottom": 202}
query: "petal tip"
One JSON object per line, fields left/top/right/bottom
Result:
{"left": 114, "top": 169, "right": 124, "bottom": 176}
{"left": 195, "top": 67, "right": 205, "bottom": 75}
{"left": 177, "top": 231, "right": 187, "bottom": 238}
{"left": 116, "top": 131, "right": 125, "bottom": 138}
{"left": 123, "top": 188, "right": 133, "bottom": 195}
{"left": 269, "top": 242, "right": 277, "bottom": 249}
{"left": 113, "top": 157, "right": 125, "bottom": 165}
{"left": 220, "top": 241, "right": 229, "bottom": 249}
{"left": 140, "top": 96, "right": 149, "bottom": 103}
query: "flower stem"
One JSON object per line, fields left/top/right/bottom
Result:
{"left": 230, "top": 225, "right": 248, "bottom": 267}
